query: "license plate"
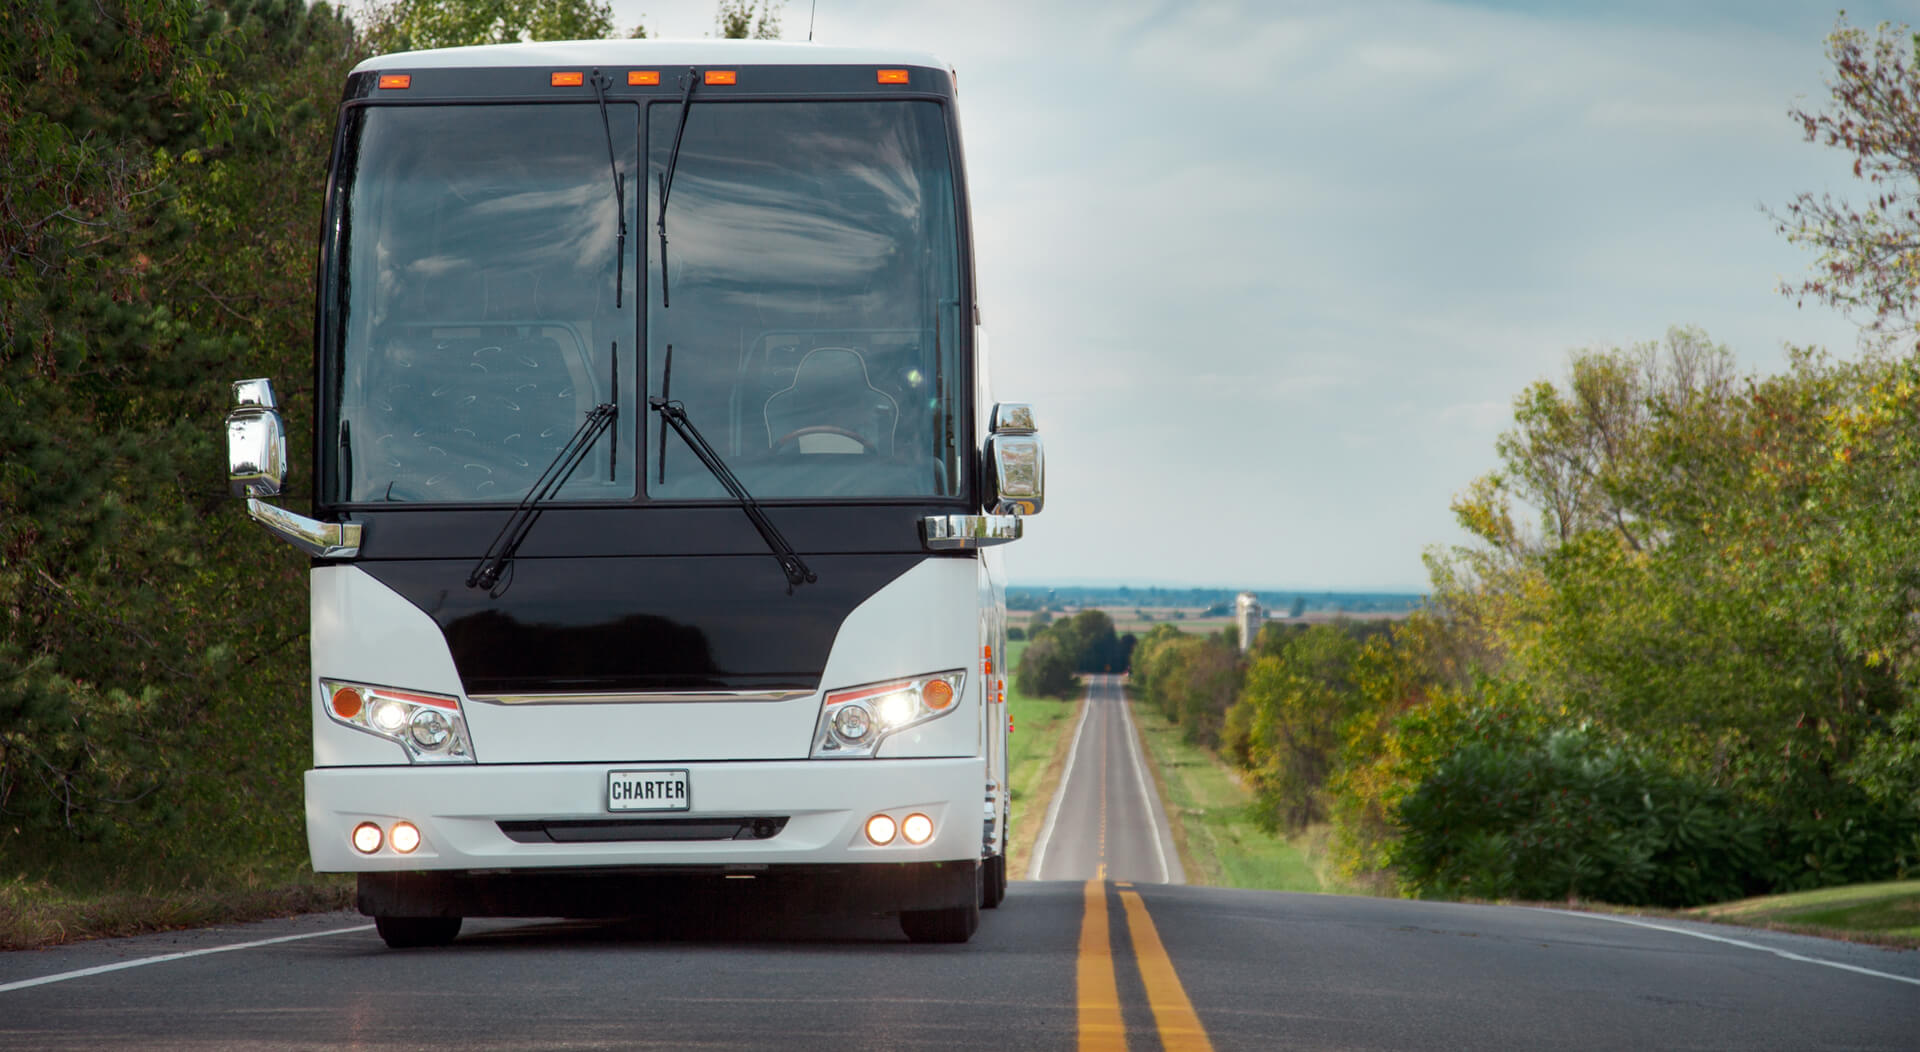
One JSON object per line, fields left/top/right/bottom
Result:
{"left": 606, "top": 769, "right": 691, "bottom": 812}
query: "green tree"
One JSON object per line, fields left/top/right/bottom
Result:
{"left": 1226, "top": 624, "right": 1367, "bottom": 830}
{"left": 715, "top": 0, "right": 782, "bottom": 39}
{"left": 1015, "top": 632, "right": 1076, "bottom": 699}
{"left": 1407, "top": 332, "right": 1920, "bottom": 898}
{"left": 1130, "top": 627, "right": 1239, "bottom": 748}
{"left": 1, "top": 0, "right": 362, "bottom": 869}
{"left": 365, "top": 0, "right": 616, "bottom": 51}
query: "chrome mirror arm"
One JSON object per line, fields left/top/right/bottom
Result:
{"left": 227, "top": 377, "right": 361, "bottom": 559}
{"left": 248, "top": 499, "right": 363, "bottom": 559}
{"left": 921, "top": 513, "right": 1022, "bottom": 550}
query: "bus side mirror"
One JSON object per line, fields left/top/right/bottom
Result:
{"left": 985, "top": 402, "right": 1043, "bottom": 516}
{"left": 223, "top": 376, "right": 363, "bottom": 559}
{"left": 227, "top": 378, "right": 288, "bottom": 497}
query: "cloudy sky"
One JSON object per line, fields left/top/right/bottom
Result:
{"left": 597, "top": 0, "right": 1911, "bottom": 590}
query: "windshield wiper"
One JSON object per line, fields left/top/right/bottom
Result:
{"left": 655, "top": 66, "right": 698, "bottom": 309}
{"left": 649, "top": 393, "right": 815, "bottom": 594}
{"left": 589, "top": 70, "right": 628, "bottom": 309}
{"left": 468, "top": 364, "right": 619, "bottom": 595}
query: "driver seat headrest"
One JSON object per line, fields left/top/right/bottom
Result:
{"left": 762, "top": 347, "right": 898, "bottom": 454}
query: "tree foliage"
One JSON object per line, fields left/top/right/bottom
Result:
{"left": 1014, "top": 609, "right": 1136, "bottom": 699}
{"left": 1379, "top": 334, "right": 1920, "bottom": 902}
{"left": 363, "top": 0, "right": 616, "bottom": 51}
{"left": 2, "top": 0, "right": 362, "bottom": 873}
{"left": 1774, "top": 18, "right": 1920, "bottom": 340}
{"left": 715, "top": 0, "right": 782, "bottom": 40}
{"left": 1131, "top": 625, "right": 1241, "bottom": 748}
{"left": 1015, "top": 633, "right": 1076, "bottom": 699}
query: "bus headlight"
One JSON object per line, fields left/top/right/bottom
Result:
{"left": 321, "top": 680, "right": 475, "bottom": 764}
{"left": 812, "top": 671, "right": 965, "bottom": 758}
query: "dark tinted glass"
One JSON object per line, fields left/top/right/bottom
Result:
{"left": 329, "top": 104, "right": 639, "bottom": 503}
{"left": 646, "top": 100, "right": 963, "bottom": 500}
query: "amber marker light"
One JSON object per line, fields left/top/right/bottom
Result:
{"left": 551, "top": 71, "right": 585, "bottom": 87}
{"left": 922, "top": 679, "right": 955, "bottom": 711}
{"left": 377, "top": 74, "right": 411, "bottom": 90}
{"left": 704, "top": 70, "right": 736, "bottom": 85}
{"left": 629, "top": 70, "right": 660, "bottom": 85}
{"left": 330, "top": 685, "right": 364, "bottom": 720}
{"left": 877, "top": 69, "right": 909, "bottom": 84}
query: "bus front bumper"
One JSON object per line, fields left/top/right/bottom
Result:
{"left": 305, "top": 757, "right": 982, "bottom": 875}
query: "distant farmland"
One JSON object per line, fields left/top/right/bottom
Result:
{"left": 1008, "top": 586, "right": 1422, "bottom": 637}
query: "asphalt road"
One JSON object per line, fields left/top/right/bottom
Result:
{"left": 1030, "top": 673, "right": 1185, "bottom": 885}
{"left": 5, "top": 674, "right": 1917, "bottom": 1049}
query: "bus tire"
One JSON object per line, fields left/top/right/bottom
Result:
{"left": 375, "top": 915, "right": 462, "bottom": 948}
{"left": 982, "top": 855, "right": 1007, "bottom": 909}
{"left": 900, "top": 900, "right": 979, "bottom": 943}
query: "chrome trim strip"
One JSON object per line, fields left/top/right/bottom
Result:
{"left": 921, "top": 513, "right": 1022, "bottom": 550}
{"left": 470, "top": 689, "right": 816, "bottom": 706}
{"left": 247, "top": 498, "right": 363, "bottom": 559}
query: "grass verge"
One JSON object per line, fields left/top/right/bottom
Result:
{"left": 0, "top": 872, "right": 354, "bottom": 951}
{"left": 1127, "top": 686, "right": 1352, "bottom": 894}
{"left": 1683, "top": 880, "right": 1920, "bottom": 949}
{"left": 1004, "top": 640, "right": 1083, "bottom": 879}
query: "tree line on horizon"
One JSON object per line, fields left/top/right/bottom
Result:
{"left": 1121, "top": 18, "right": 1920, "bottom": 906}
{"left": 1006, "top": 586, "right": 1423, "bottom": 616}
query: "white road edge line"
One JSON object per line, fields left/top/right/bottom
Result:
{"left": 1027, "top": 678, "right": 1095, "bottom": 881}
{"left": 1115, "top": 679, "right": 1175, "bottom": 885}
{"left": 0, "top": 924, "right": 377, "bottom": 994}
{"left": 1556, "top": 909, "right": 1920, "bottom": 988}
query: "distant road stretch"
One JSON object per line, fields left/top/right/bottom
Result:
{"left": 1029, "top": 672, "right": 1184, "bottom": 884}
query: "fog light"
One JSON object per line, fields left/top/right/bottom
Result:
{"left": 390, "top": 821, "right": 421, "bottom": 854}
{"left": 352, "top": 822, "right": 383, "bottom": 854}
{"left": 865, "top": 814, "right": 897, "bottom": 845}
{"left": 902, "top": 813, "right": 934, "bottom": 845}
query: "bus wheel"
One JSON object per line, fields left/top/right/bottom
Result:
{"left": 900, "top": 901, "right": 978, "bottom": 943}
{"left": 982, "top": 855, "right": 1007, "bottom": 909}
{"left": 375, "top": 915, "right": 462, "bottom": 948}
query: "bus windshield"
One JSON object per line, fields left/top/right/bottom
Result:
{"left": 328, "top": 103, "right": 639, "bottom": 505}
{"left": 324, "top": 98, "right": 964, "bottom": 505}
{"left": 645, "top": 99, "right": 965, "bottom": 501}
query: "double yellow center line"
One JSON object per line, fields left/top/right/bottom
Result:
{"left": 1076, "top": 873, "right": 1214, "bottom": 1051}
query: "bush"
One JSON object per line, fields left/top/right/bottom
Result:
{"left": 1392, "top": 724, "right": 1773, "bottom": 906}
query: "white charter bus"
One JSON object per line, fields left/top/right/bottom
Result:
{"left": 223, "top": 40, "right": 1044, "bottom": 947}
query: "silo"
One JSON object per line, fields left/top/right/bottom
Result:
{"left": 1235, "top": 591, "right": 1262, "bottom": 653}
